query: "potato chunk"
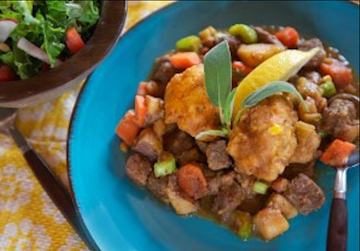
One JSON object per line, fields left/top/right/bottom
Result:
{"left": 166, "top": 187, "right": 198, "bottom": 215}
{"left": 164, "top": 64, "right": 221, "bottom": 141}
{"left": 267, "top": 193, "right": 298, "bottom": 219}
{"left": 253, "top": 207, "right": 290, "bottom": 241}
{"left": 237, "top": 43, "right": 285, "bottom": 68}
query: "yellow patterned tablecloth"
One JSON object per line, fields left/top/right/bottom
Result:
{"left": 0, "top": 2, "right": 173, "bottom": 250}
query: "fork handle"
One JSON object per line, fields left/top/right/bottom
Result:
{"left": 326, "top": 198, "right": 347, "bottom": 251}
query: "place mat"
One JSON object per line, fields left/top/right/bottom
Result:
{"left": 0, "top": 1, "right": 173, "bottom": 250}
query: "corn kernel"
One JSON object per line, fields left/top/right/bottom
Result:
{"left": 268, "top": 124, "right": 283, "bottom": 135}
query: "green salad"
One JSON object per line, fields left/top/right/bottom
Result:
{"left": 0, "top": 0, "right": 100, "bottom": 81}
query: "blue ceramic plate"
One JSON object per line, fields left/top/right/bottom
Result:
{"left": 68, "top": 1, "right": 359, "bottom": 250}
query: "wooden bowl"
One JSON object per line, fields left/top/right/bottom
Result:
{"left": 0, "top": 1, "right": 127, "bottom": 108}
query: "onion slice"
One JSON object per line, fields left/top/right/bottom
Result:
{"left": 0, "top": 19, "right": 18, "bottom": 42}
{"left": 17, "top": 37, "right": 62, "bottom": 67}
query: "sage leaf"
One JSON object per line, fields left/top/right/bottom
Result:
{"left": 242, "top": 81, "right": 307, "bottom": 109}
{"left": 195, "top": 130, "right": 227, "bottom": 140}
{"left": 204, "top": 40, "right": 232, "bottom": 109}
{"left": 223, "top": 88, "right": 237, "bottom": 129}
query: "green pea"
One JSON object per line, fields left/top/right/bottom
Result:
{"left": 229, "top": 24, "right": 258, "bottom": 44}
{"left": 320, "top": 81, "right": 337, "bottom": 98}
{"left": 176, "top": 35, "right": 201, "bottom": 52}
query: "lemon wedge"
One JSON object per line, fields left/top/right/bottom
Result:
{"left": 232, "top": 48, "right": 320, "bottom": 122}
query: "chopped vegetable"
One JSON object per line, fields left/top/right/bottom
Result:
{"left": 169, "top": 52, "right": 201, "bottom": 69}
{"left": 154, "top": 152, "right": 177, "bottom": 178}
{"left": 176, "top": 35, "right": 201, "bottom": 52}
{"left": 229, "top": 24, "right": 257, "bottom": 44}
{"left": 199, "top": 26, "right": 217, "bottom": 42}
{"left": 320, "top": 139, "right": 356, "bottom": 167}
{"left": 0, "top": 19, "right": 18, "bottom": 42}
{"left": 0, "top": 42, "right": 10, "bottom": 52}
{"left": 17, "top": 37, "right": 62, "bottom": 67}
{"left": 253, "top": 181, "right": 269, "bottom": 194}
{"left": 275, "top": 27, "right": 300, "bottom": 48}
{"left": 134, "top": 95, "right": 147, "bottom": 127}
{"left": 319, "top": 80, "right": 337, "bottom": 98}
{"left": 115, "top": 110, "right": 141, "bottom": 146}
{"left": 0, "top": 65, "right": 16, "bottom": 81}
{"left": 66, "top": 27, "right": 85, "bottom": 55}
{"left": 318, "top": 131, "right": 328, "bottom": 139}
{"left": 177, "top": 163, "right": 207, "bottom": 199}
{"left": 267, "top": 193, "right": 298, "bottom": 219}
{"left": 232, "top": 211, "right": 253, "bottom": 240}
{"left": 232, "top": 61, "right": 252, "bottom": 76}
{"left": 237, "top": 43, "right": 285, "bottom": 68}
{"left": 320, "top": 59, "right": 353, "bottom": 88}
{"left": 137, "top": 81, "right": 148, "bottom": 96}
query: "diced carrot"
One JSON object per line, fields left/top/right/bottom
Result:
{"left": 0, "top": 65, "right": 16, "bottom": 82}
{"left": 115, "top": 110, "right": 141, "bottom": 146}
{"left": 232, "top": 61, "right": 253, "bottom": 75}
{"left": 320, "top": 59, "right": 353, "bottom": 88}
{"left": 137, "top": 82, "right": 148, "bottom": 96}
{"left": 66, "top": 27, "right": 85, "bottom": 55}
{"left": 169, "top": 52, "right": 201, "bottom": 69}
{"left": 134, "top": 95, "right": 147, "bottom": 127}
{"left": 320, "top": 139, "right": 356, "bottom": 167}
{"left": 177, "top": 164, "right": 207, "bottom": 199}
{"left": 275, "top": 27, "right": 300, "bottom": 48}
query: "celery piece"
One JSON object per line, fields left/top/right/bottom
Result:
{"left": 154, "top": 152, "right": 176, "bottom": 178}
{"left": 252, "top": 181, "right": 269, "bottom": 195}
{"left": 229, "top": 24, "right": 258, "bottom": 44}
{"left": 176, "top": 35, "right": 201, "bottom": 52}
{"left": 319, "top": 81, "right": 337, "bottom": 98}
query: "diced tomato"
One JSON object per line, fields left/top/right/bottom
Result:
{"left": 275, "top": 27, "right": 300, "bottom": 48}
{"left": 232, "top": 61, "right": 253, "bottom": 75}
{"left": 115, "top": 110, "right": 141, "bottom": 146}
{"left": 169, "top": 52, "right": 201, "bottom": 69}
{"left": 320, "top": 139, "right": 356, "bottom": 167}
{"left": 0, "top": 65, "right": 16, "bottom": 82}
{"left": 177, "top": 164, "right": 207, "bottom": 199}
{"left": 137, "top": 82, "right": 148, "bottom": 96}
{"left": 134, "top": 95, "right": 147, "bottom": 127}
{"left": 66, "top": 27, "right": 85, "bottom": 55}
{"left": 41, "top": 63, "right": 51, "bottom": 73}
{"left": 320, "top": 59, "right": 353, "bottom": 88}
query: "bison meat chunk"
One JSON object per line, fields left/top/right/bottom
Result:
{"left": 152, "top": 55, "right": 179, "bottom": 84}
{"left": 323, "top": 99, "right": 359, "bottom": 142}
{"left": 284, "top": 173, "right": 325, "bottom": 215}
{"left": 126, "top": 153, "right": 153, "bottom": 187}
{"left": 298, "top": 38, "right": 326, "bottom": 68}
{"left": 133, "top": 128, "right": 162, "bottom": 161}
{"left": 146, "top": 173, "right": 170, "bottom": 203}
{"left": 212, "top": 183, "right": 245, "bottom": 221}
{"left": 164, "top": 130, "right": 195, "bottom": 156}
{"left": 253, "top": 26, "right": 283, "bottom": 46}
{"left": 206, "top": 140, "right": 232, "bottom": 171}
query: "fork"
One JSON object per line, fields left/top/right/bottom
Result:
{"left": 0, "top": 107, "right": 99, "bottom": 251}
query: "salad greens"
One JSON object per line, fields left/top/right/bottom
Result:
{"left": 0, "top": 0, "right": 100, "bottom": 79}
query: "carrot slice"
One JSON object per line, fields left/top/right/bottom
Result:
{"left": 275, "top": 27, "right": 300, "bottom": 48}
{"left": 320, "top": 60, "right": 353, "bottom": 88}
{"left": 169, "top": 52, "right": 201, "bottom": 69}
{"left": 134, "top": 95, "right": 147, "bottom": 127}
{"left": 137, "top": 82, "right": 148, "bottom": 96}
{"left": 320, "top": 139, "right": 356, "bottom": 167}
{"left": 115, "top": 110, "right": 141, "bottom": 146}
{"left": 177, "top": 164, "right": 207, "bottom": 199}
{"left": 66, "top": 27, "right": 85, "bottom": 55}
{"left": 232, "top": 61, "right": 253, "bottom": 75}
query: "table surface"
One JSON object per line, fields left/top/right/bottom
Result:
{"left": 0, "top": 2, "right": 172, "bottom": 250}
